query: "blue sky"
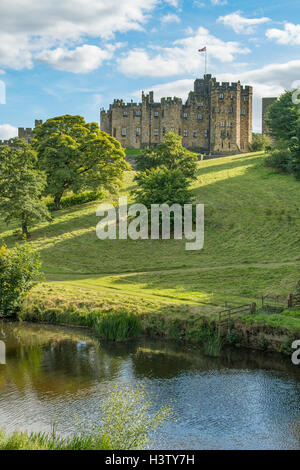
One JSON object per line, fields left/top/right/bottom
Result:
{"left": 0, "top": 0, "right": 300, "bottom": 137}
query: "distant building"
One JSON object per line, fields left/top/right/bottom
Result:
{"left": 0, "top": 119, "right": 43, "bottom": 146}
{"left": 262, "top": 97, "right": 277, "bottom": 137}
{"left": 100, "top": 74, "right": 253, "bottom": 154}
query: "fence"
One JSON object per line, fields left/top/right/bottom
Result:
{"left": 218, "top": 303, "right": 256, "bottom": 323}
{"left": 261, "top": 295, "right": 288, "bottom": 313}
{"left": 288, "top": 293, "right": 300, "bottom": 309}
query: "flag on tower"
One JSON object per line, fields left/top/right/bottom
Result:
{"left": 198, "top": 47, "right": 206, "bottom": 52}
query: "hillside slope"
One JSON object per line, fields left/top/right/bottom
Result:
{"left": 1, "top": 151, "right": 300, "bottom": 311}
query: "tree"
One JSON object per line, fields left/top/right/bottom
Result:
{"left": 266, "top": 91, "right": 300, "bottom": 144}
{"left": 135, "top": 132, "right": 198, "bottom": 180}
{"left": 248, "top": 133, "right": 272, "bottom": 152}
{"left": 133, "top": 167, "right": 192, "bottom": 208}
{"left": 33, "top": 115, "right": 129, "bottom": 207}
{"left": 0, "top": 138, "right": 50, "bottom": 237}
{"left": 0, "top": 243, "right": 41, "bottom": 316}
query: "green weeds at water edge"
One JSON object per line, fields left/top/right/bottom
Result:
{"left": 0, "top": 385, "right": 173, "bottom": 450}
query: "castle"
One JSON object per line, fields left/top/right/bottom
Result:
{"left": 100, "top": 74, "right": 253, "bottom": 154}
{"left": 0, "top": 120, "right": 43, "bottom": 146}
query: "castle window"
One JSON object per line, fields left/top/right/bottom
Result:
{"left": 163, "top": 127, "right": 167, "bottom": 135}
{"left": 243, "top": 96, "right": 248, "bottom": 102}
{"left": 154, "top": 129, "right": 159, "bottom": 136}
{"left": 230, "top": 94, "right": 234, "bottom": 100}
{"left": 193, "top": 130, "right": 197, "bottom": 138}
{"left": 154, "top": 111, "right": 159, "bottom": 117}
{"left": 113, "top": 128, "right": 116, "bottom": 137}
{"left": 227, "top": 122, "right": 232, "bottom": 128}
{"left": 219, "top": 93, "right": 224, "bottom": 99}
{"left": 198, "top": 101, "right": 204, "bottom": 107}
{"left": 183, "top": 130, "right": 188, "bottom": 137}
{"left": 121, "top": 128, "right": 127, "bottom": 136}
{"left": 228, "top": 106, "right": 233, "bottom": 113}
{"left": 220, "top": 121, "right": 225, "bottom": 127}
{"left": 123, "top": 111, "right": 128, "bottom": 117}
{"left": 241, "top": 109, "right": 246, "bottom": 115}
{"left": 171, "top": 127, "right": 175, "bottom": 132}
{"left": 197, "top": 113, "right": 203, "bottom": 120}
{"left": 136, "top": 127, "right": 141, "bottom": 136}
{"left": 204, "top": 130, "right": 209, "bottom": 138}
{"left": 217, "top": 107, "right": 221, "bottom": 113}
{"left": 183, "top": 112, "right": 188, "bottom": 119}
{"left": 136, "top": 110, "right": 141, "bottom": 117}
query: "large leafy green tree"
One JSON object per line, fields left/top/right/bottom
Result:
{"left": 0, "top": 138, "right": 50, "bottom": 237}
{"left": 33, "top": 115, "right": 129, "bottom": 207}
{"left": 133, "top": 167, "right": 192, "bottom": 208}
{"left": 135, "top": 132, "right": 198, "bottom": 180}
{"left": 266, "top": 91, "right": 300, "bottom": 144}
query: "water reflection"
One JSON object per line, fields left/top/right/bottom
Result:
{"left": 0, "top": 321, "right": 300, "bottom": 449}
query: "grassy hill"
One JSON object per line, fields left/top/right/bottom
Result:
{"left": 1, "top": 151, "right": 300, "bottom": 320}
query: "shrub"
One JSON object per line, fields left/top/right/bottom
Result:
{"left": 248, "top": 133, "right": 272, "bottom": 152}
{"left": 46, "top": 191, "right": 103, "bottom": 211}
{"left": 133, "top": 167, "right": 192, "bottom": 208}
{"left": 264, "top": 148, "right": 292, "bottom": 172}
{"left": 0, "top": 243, "right": 41, "bottom": 317}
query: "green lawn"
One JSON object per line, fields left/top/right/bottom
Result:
{"left": 1, "top": 151, "right": 300, "bottom": 317}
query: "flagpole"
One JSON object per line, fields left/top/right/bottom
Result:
{"left": 205, "top": 49, "right": 207, "bottom": 75}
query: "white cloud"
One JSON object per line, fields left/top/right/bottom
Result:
{"left": 161, "top": 13, "right": 181, "bottom": 24}
{"left": 266, "top": 23, "right": 300, "bottom": 45}
{"left": 132, "top": 59, "right": 300, "bottom": 132}
{"left": 0, "top": 124, "right": 18, "bottom": 140}
{"left": 218, "top": 11, "right": 270, "bottom": 34}
{"left": 36, "top": 44, "right": 117, "bottom": 73}
{"left": 0, "top": 0, "right": 158, "bottom": 70}
{"left": 164, "top": 0, "right": 179, "bottom": 6}
{"left": 211, "top": 0, "right": 227, "bottom": 5}
{"left": 118, "top": 27, "right": 249, "bottom": 77}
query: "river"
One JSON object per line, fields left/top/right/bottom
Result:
{"left": 0, "top": 321, "right": 300, "bottom": 449}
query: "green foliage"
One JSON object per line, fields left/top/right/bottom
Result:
{"left": 0, "top": 243, "right": 41, "bottom": 316}
{"left": 46, "top": 190, "right": 103, "bottom": 211}
{"left": 249, "top": 133, "right": 272, "bottom": 152}
{"left": 264, "top": 148, "right": 292, "bottom": 172}
{"left": 133, "top": 167, "right": 192, "bottom": 208}
{"left": 99, "top": 385, "right": 172, "bottom": 450}
{"left": 0, "top": 138, "right": 50, "bottom": 236}
{"left": 94, "top": 311, "right": 141, "bottom": 341}
{"left": 135, "top": 132, "right": 198, "bottom": 180}
{"left": 266, "top": 91, "right": 300, "bottom": 144}
{"left": 0, "top": 385, "right": 172, "bottom": 450}
{"left": 33, "top": 115, "right": 129, "bottom": 207}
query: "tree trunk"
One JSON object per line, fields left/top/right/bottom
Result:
{"left": 54, "top": 191, "right": 64, "bottom": 209}
{"left": 21, "top": 213, "right": 29, "bottom": 239}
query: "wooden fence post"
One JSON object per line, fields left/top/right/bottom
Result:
{"left": 250, "top": 303, "right": 256, "bottom": 314}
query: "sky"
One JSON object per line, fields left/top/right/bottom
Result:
{"left": 0, "top": 0, "right": 300, "bottom": 138}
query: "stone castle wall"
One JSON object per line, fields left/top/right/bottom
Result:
{"left": 100, "top": 74, "right": 253, "bottom": 154}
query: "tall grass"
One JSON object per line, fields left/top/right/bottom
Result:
{"left": 94, "top": 311, "right": 141, "bottom": 341}
{"left": 0, "top": 385, "right": 172, "bottom": 450}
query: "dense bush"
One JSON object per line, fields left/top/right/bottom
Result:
{"left": 248, "top": 133, "right": 272, "bottom": 152}
{"left": 46, "top": 191, "right": 103, "bottom": 211}
{"left": 264, "top": 148, "right": 292, "bottom": 172}
{"left": 133, "top": 167, "right": 192, "bottom": 208}
{"left": 0, "top": 244, "right": 41, "bottom": 317}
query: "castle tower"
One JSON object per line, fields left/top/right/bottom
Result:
{"left": 100, "top": 75, "right": 253, "bottom": 154}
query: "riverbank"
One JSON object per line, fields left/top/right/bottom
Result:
{"left": 18, "top": 286, "right": 300, "bottom": 356}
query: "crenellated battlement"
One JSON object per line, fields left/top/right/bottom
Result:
{"left": 100, "top": 75, "right": 253, "bottom": 154}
